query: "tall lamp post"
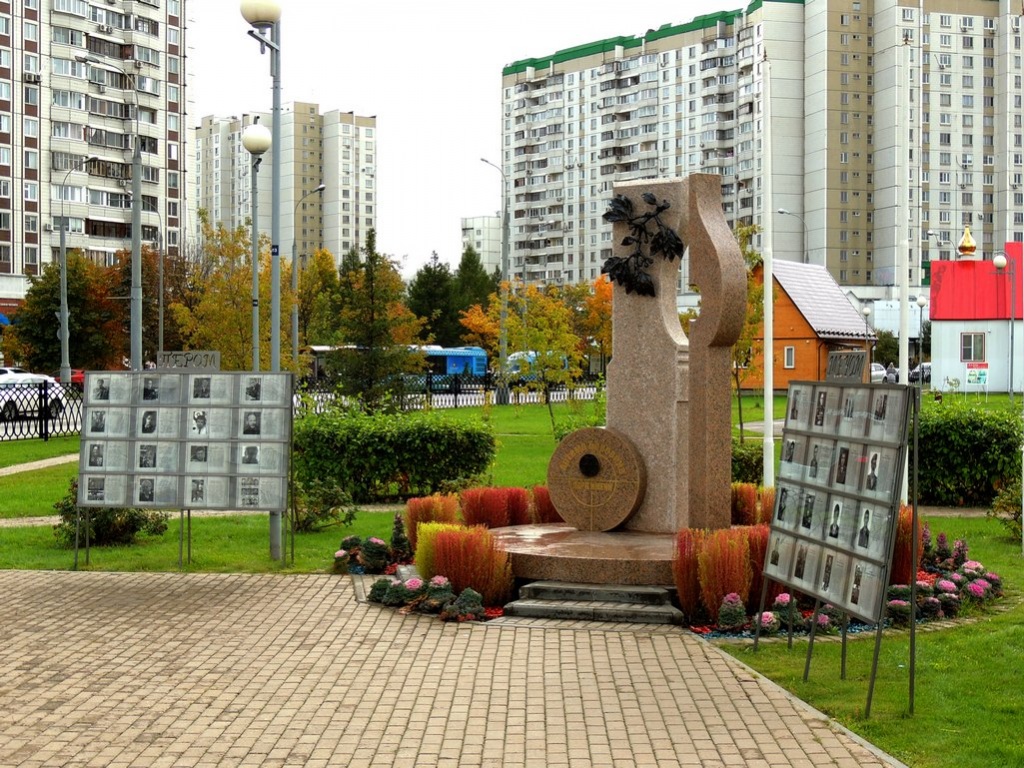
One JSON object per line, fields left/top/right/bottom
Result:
{"left": 291, "top": 183, "right": 326, "bottom": 364}
{"left": 862, "top": 305, "right": 873, "bottom": 367}
{"left": 241, "top": 0, "right": 283, "bottom": 372}
{"left": 777, "top": 208, "right": 809, "bottom": 264}
{"left": 481, "top": 157, "right": 510, "bottom": 405}
{"left": 77, "top": 55, "right": 142, "bottom": 370}
{"left": 58, "top": 154, "right": 98, "bottom": 386}
{"left": 994, "top": 252, "right": 1015, "bottom": 405}
{"left": 242, "top": 122, "right": 271, "bottom": 372}
{"left": 915, "top": 294, "right": 927, "bottom": 371}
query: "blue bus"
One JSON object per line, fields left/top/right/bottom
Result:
{"left": 420, "top": 345, "right": 488, "bottom": 377}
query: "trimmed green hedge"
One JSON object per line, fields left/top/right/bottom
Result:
{"left": 294, "top": 409, "right": 496, "bottom": 503}
{"left": 732, "top": 438, "right": 762, "bottom": 484}
{"left": 911, "top": 401, "right": 1022, "bottom": 506}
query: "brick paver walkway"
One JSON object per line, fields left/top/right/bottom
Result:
{"left": 0, "top": 571, "right": 903, "bottom": 768}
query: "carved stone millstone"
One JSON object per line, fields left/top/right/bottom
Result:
{"left": 547, "top": 427, "right": 647, "bottom": 532}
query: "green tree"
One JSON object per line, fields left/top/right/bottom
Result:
{"left": 731, "top": 223, "right": 765, "bottom": 442}
{"left": 298, "top": 248, "right": 341, "bottom": 346}
{"left": 407, "top": 251, "right": 460, "bottom": 346}
{"left": 453, "top": 245, "right": 498, "bottom": 317}
{"left": 1, "top": 252, "right": 124, "bottom": 371}
{"left": 331, "top": 230, "right": 425, "bottom": 411}
{"left": 874, "top": 330, "right": 899, "bottom": 367}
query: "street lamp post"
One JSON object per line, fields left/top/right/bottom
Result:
{"left": 994, "top": 253, "right": 1015, "bottom": 405}
{"left": 77, "top": 55, "right": 142, "bottom": 369}
{"left": 481, "top": 157, "right": 510, "bottom": 405}
{"left": 292, "top": 184, "right": 326, "bottom": 365}
{"left": 777, "top": 208, "right": 809, "bottom": 264}
{"left": 862, "top": 305, "right": 873, "bottom": 369}
{"left": 241, "top": 0, "right": 282, "bottom": 373}
{"left": 58, "top": 154, "right": 98, "bottom": 387}
{"left": 915, "top": 294, "right": 927, "bottom": 371}
{"left": 242, "top": 122, "right": 271, "bottom": 372}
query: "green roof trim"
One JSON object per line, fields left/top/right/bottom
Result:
{"left": 502, "top": 0, "right": 802, "bottom": 75}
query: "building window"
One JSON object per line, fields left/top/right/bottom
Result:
{"left": 961, "top": 332, "right": 985, "bottom": 362}
{"left": 784, "top": 346, "right": 796, "bottom": 369}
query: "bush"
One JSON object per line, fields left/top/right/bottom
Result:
{"left": 731, "top": 482, "right": 758, "bottom": 526}
{"left": 745, "top": 524, "right": 782, "bottom": 613}
{"left": 989, "top": 479, "right": 1023, "bottom": 542}
{"left": 294, "top": 478, "right": 355, "bottom": 533}
{"left": 507, "top": 487, "right": 532, "bottom": 526}
{"left": 405, "top": 494, "right": 459, "bottom": 550}
{"left": 294, "top": 407, "right": 496, "bottom": 503}
{"left": 531, "top": 485, "right": 563, "bottom": 524}
{"left": 732, "top": 438, "right": 762, "bottom": 484}
{"left": 717, "top": 593, "right": 747, "bottom": 631}
{"left": 439, "top": 587, "right": 486, "bottom": 622}
{"left": 890, "top": 504, "right": 924, "bottom": 586}
{"left": 757, "top": 487, "right": 775, "bottom": 526}
{"left": 460, "top": 487, "right": 511, "bottom": 528}
{"left": 53, "top": 478, "right": 169, "bottom": 548}
{"left": 912, "top": 401, "right": 1023, "bottom": 506}
{"left": 672, "top": 528, "right": 705, "bottom": 622}
{"left": 697, "top": 528, "right": 752, "bottom": 623}
{"left": 414, "top": 522, "right": 464, "bottom": 580}
{"left": 432, "top": 526, "right": 512, "bottom": 607}
{"left": 414, "top": 575, "right": 456, "bottom": 614}
{"left": 360, "top": 537, "right": 390, "bottom": 573}
{"left": 389, "top": 512, "right": 412, "bottom": 563}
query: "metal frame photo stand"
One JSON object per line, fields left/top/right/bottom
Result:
{"left": 74, "top": 370, "right": 296, "bottom": 569}
{"left": 753, "top": 379, "right": 915, "bottom": 717}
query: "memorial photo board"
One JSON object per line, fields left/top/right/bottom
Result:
{"left": 764, "top": 380, "right": 910, "bottom": 624}
{"left": 78, "top": 371, "right": 293, "bottom": 512}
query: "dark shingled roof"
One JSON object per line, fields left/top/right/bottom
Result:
{"left": 773, "top": 261, "right": 873, "bottom": 341}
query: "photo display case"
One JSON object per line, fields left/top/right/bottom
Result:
{"left": 767, "top": 380, "right": 910, "bottom": 623}
{"left": 78, "top": 372, "right": 293, "bottom": 512}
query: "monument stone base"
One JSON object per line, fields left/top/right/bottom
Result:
{"left": 491, "top": 524, "right": 675, "bottom": 587}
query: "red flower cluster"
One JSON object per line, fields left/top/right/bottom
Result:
{"left": 483, "top": 607, "right": 504, "bottom": 620}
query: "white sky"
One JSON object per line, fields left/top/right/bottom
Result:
{"left": 188, "top": 0, "right": 738, "bottom": 277}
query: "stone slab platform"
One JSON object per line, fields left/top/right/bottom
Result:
{"left": 491, "top": 523, "right": 676, "bottom": 586}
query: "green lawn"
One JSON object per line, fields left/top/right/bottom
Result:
{"left": 721, "top": 516, "right": 1024, "bottom": 768}
{"left": 0, "top": 463, "right": 79, "bottom": 518}
{"left": 0, "top": 435, "right": 80, "bottom": 468}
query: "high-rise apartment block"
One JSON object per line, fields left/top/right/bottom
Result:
{"left": 460, "top": 215, "right": 502, "bottom": 275}
{"left": 195, "top": 104, "right": 377, "bottom": 265}
{"left": 501, "top": 0, "right": 1023, "bottom": 300}
{"left": 0, "top": 0, "right": 193, "bottom": 313}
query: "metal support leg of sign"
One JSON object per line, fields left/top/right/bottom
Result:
{"left": 85, "top": 509, "right": 90, "bottom": 566}
{"left": 802, "top": 599, "right": 822, "bottom": 682}
{"left": 73, "top": 508, "right": 81, "bottom": 570}
{"left": 188, "top": 510, "right": 192, "bottom": 564}
{"left": 840, "top": 613, "right": 849, "bottom": 680}
{"left": 178, "top": 510, "right": 184, "bottom": 569}
{"left": 752, "top": 579, "right": 769, "bottom": 651}
{"left": 787, "top": 598, "right": 796, "bottom": 649}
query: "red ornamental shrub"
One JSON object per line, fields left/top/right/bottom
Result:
{"left": 697, "top": 527, "right": 752, "bottom": 623}
{"left": 432, "top": 526, "right": 513, "bottom": 607}
{"left": 405, "top": 494, "right": 459, "bottom": 550}
{"left": 745, "top": 524, "right": 784, "bottom": 612}
{"left": 731, "top": 483, "right": 758, "bottom": 526}
{"left": 757, "top": 487, "right": 776, "bottom": 526}
{"left": 507, "top": 487, "right": 532, "bottom": 526}
{"left": 889, "top": 504, "right": 925, "bottom": 586}
{"left": 531, "top": 485, "right": 563, "bottom": 524}
{"left": 460, "top": 487, "right": 512, "bottom": 528}
{"left": 672, "top": 528, "right": 705, "bottom": 622}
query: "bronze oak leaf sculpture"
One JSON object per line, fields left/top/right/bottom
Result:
{"left": 601, "top": 192, "right": 685, "bottom": 297}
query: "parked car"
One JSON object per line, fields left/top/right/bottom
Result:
{"left": 0, "top": 374, "right": 69, "bottom": 421}
{"left": 870, "top": 363, "right": 886, "bottom": 383}
{"left": 51, "top": 368, "right": 85, "bottom": 390}
{"left": 0, "top": 366, "right": 28, "bottom": 378}
{"left": 909, "top": 362, "right": 932, "bottom": 383}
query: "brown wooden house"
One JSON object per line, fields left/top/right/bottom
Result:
{"left": 739, "top": 261, "right": 874, "bottom": 390}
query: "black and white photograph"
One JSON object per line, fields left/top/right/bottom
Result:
{"left": 809, "top": 386, "right": 841, "bottom": 432}
{"left": 778, "top": 435, "right": 805, "bottom": 481}
{"left": 191, "top": 409, "right": 209, "bottom": 437}
{"left": 800, "top": 492, "right": 816, "bottom": 531}
{"left": 844, "top": 561, "right": 885, "bottom": 621}
{"left": 819, "top": 551, "right": 852, "bottom": 605}
{"left": 775, "top": 486, "right": 791, "bottom": 524}
{"left": 786, "top": 385, "right": 811, "bottom": 430}
{"left": 833, "top": 445, "right": 850, "bottom": 486}
{"left": 837, "top": 387, "right": 870, "bottom": 438}
{"left": 868, "top": 388, "right": 908, "bottom": 443}
{"left": 831, "top": 442, "right": 861, "bottom": 489}
{"left": 813, "top": 391, "right": 827, "bottom": 427}
{"left": 856, "top": 506, "right": 874, "bottom": 550}
{"left": 140, "top": 410, "right": 157, "bottom": 434}
{"left": 138, "top": 477, "right": 155, "bottom": 503}
{"left": 86, "top": 372, "right": 133, "bottom": 405}
{"left": 87, "top": 477, "right": 105, "bottom": 501}
{"left": 245, "top": 376, "right": 262, "bottom": 402}
{"left": 872, "top": 393, "right": 888, "bottom": 421}
{"left": 239, "top": 477, "right": 261, "bottom": 508}
{"left": 192, "top": 376, "right": 212, "bottom": 400}
{"left": 138, "top": 444, "right": 157, "bottom": 469}
{"left": 862, "top": 446, "right": 899, "bottom": 500}
{"left": 89, "top": 410, "right": 106, "bottom": 434}
{"left": 791, "top": 542, "right": 822, "bottom": 588}
{"left": 802, "top": 440, "right": 833, "bottom": 486}
{"left": 827, "top": 501, "right": 842, "bottom": 539}
{"left": 87, "top": 443, "right": 104, "bottom": 468}
{"left": 241, "top": 445, "right": 260, "bottom": 465}
{"left": 190, "top": 445, "right": 208, "bottom": 464}
{"left": 142, "top": 377, "right": 159, "bottom": 401}
{"left": 92, "top": 377, "right": 110, "bottom": 402}
{"left": 190, "top": 478, "right": 205, "bottom": 504}
{"left": 242, "top": 411, "right": 261, "bottom": 435}
{"left": 764, "top": 533, "right": 796, "bottom": 581}
{"left": 865, "top": 451, "right": 880, "bottom": 491}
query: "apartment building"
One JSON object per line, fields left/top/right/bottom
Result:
{"left": 195, "top": 103, "right": 377, "bottom": 265}
{"left": 0, "top": 0, "right": 193, "bottom": 313}
{"left": 500, "top": 0, "right": 1023, "bottom": 301}
{"left": 460, "top": 214, "right": 502, "bottom": 275}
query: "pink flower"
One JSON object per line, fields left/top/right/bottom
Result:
{"left": 888, "top": 599, "right": 910, "bottom": 607}
{"left": 936, "top": 579, "right": 957, "bottom": 593}
{"left": 816, "top": 614, "right": 831, "bottom": 627}
{"left": 759, "top": 612, "right": 776, "bottom": 627}
{"left": 774, "top": 593, "right": 792, "bottom": 606}
{"left": 334, "top": 550, "right": 346, "bottom": 559}
{"left": 430, "top": 575, "right": 450, "bottom": 587}
{"left": 404, "top": 577, "right": 424, "bottom": 591}
{"left": 963, "top": 560, "right": 984, "bottom": 572}
{"left": 966, "top": 581, "right": 988, "bottom": 599}
{"left": 368, "top": 537, "right": 386, "bottom": 546}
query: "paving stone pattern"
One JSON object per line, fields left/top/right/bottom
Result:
{"left": 0, "top": 571, "right": 901, "bottom": 768}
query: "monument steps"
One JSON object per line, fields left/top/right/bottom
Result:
{"left": 504, "top": 581, "right": 684, "bottom": 625}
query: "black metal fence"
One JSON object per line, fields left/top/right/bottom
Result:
{"left": 0, "top": 382, "right": 83, "bottom": 441}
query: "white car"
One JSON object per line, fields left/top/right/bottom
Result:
{"left": 870, "top": 363, "right": 886, "bottom": 383}
{"left": 0, "top": 373, "right": 69, "bottom": 421}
